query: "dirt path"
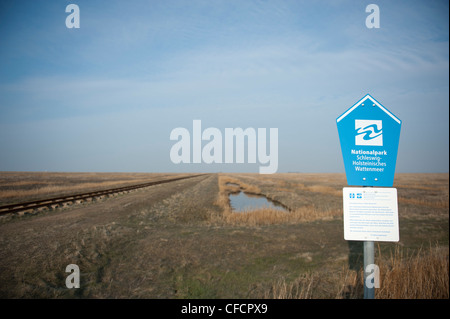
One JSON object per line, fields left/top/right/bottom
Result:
{"left": 0, "top": 174, "right": 213, "bottom": 297}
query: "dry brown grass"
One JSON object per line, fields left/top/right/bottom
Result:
{"left": 398, "top": 197, "right": 449, "bottom": 209}
{"left": 266, "top": 274, "right": 316, "bottom": 299}
{"left": 395, "top": 173, "right": 449, "bottom": 209}
{"left": 375, "top": 244, "right": 449, "bottom": 299}
{"left": 220, "top": 174, "right": 449, "bottom": 298}
{"left": 268, "top": 244, "right": 449, "bottom": 299}
{"left": 294, "top": 183, "right": 341, "bottom": 197}
{"left": 0, "top": 172, "right": 182, "bottom": 205}
{"left": 0, "top": 181, "right": 149, "bottom": 199}
{"left": 222, "top": 206, "right": 341, "bottom": 226}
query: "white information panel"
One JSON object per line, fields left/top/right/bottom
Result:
{"left": 343, "top": 187, "right": 399, "bottom": 242}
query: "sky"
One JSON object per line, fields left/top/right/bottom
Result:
{"left": 0, "top": 0, "right": 448, "bottom": 173}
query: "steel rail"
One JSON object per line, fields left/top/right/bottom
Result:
{"left": 0, "top": 174, "right": 206, "bottom": 215}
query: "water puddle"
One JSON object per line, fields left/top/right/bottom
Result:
{"left": 229, "top": 191, "right": 288, "bottom": 212}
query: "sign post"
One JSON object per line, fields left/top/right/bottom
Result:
{"left": 364, "top": 241, "right": 375, "bottom": 299}
{"left": 337, "top": 94, "right": 401, "bottom": 299}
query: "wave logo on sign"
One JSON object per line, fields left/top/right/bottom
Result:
{"left": 355, "top": 120, "right": 383, "bottom": 146}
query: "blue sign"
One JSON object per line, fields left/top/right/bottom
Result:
{"left": 336, "top": 94, "right": 401, "bottom": 187}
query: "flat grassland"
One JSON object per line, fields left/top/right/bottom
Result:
{"left": 0, "top": 172, "right": 186, "bottom": 206}
{"left": 0, "top": 172, "right": 448, "bottom": 299}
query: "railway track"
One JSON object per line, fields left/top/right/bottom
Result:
{"left": 0, "top": 174, "right": 206, "bottom": 216}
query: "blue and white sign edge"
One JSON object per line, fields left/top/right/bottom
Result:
{"left": 336, "top": 94, "right": 401, "bottom": 125}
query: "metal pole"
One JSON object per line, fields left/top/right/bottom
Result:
{"left": 363, "top": 240, "right": 375, "bottom": 299}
